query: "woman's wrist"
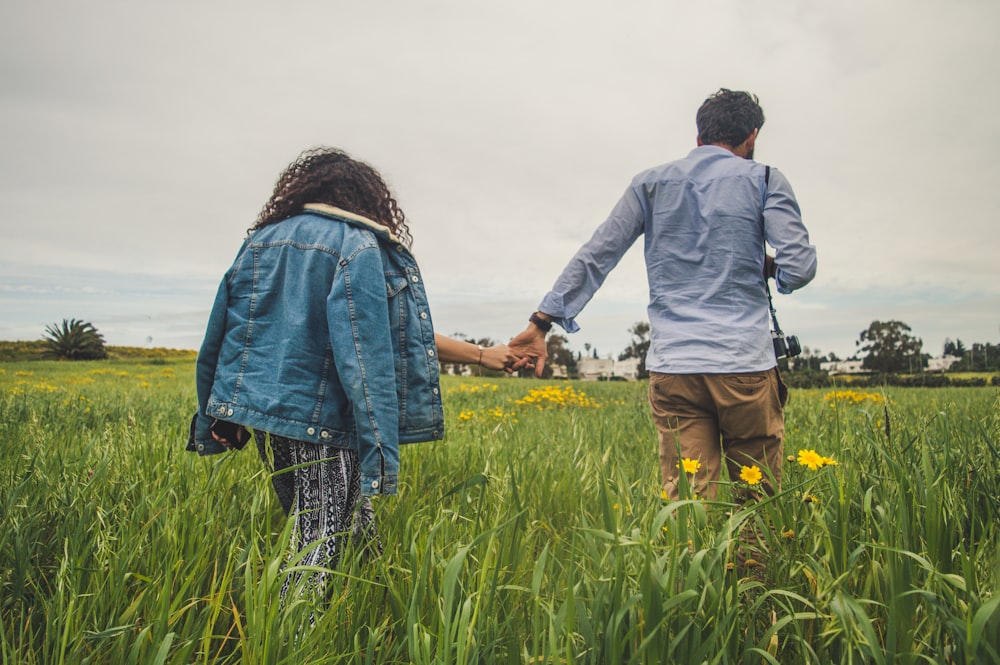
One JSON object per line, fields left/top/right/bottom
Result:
{"left": 477, "top": 344, "right": 484, "bottom": 366}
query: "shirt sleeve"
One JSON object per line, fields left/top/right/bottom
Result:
{"left": 537, "top": 186, "right": 645, "bottom": 332}
{"left": 328, "top": 244, "right": 401, "bottom": 496}
{"left": 763, "top": 167, "right": 817, "bottom": 294}
{"left": 189, "top": 272, "right": 232, "bottom": 455}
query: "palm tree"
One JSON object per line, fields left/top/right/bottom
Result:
{"left": 43, "top": 319, "right": 108, "bottom": 360}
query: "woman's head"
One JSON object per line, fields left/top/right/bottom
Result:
{"left": 253, "top": 147, "right": 412, "bottom": 247}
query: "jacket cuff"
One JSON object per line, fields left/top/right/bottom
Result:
{"left": 186, "top": 412, "right": 229, "bottom": 455}
{"left": 359, "top": 472, "right": 398, "bottom": 496}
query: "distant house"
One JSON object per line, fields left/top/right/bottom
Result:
{"left": 577, "top": 356, "right": 641, "bottom": 381}
{"left": 820, "top": 360, "right": 866, "bottom": 375}
{"left": 926, "top": 355, "right": 961, "bottom": 372}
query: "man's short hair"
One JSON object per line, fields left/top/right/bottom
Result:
{"left": 696, "top": 89, "right": 765, "bottom": 147}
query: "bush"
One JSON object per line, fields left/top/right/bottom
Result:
{"left": 781, "top": 369, "right": 833, "bottom": 389}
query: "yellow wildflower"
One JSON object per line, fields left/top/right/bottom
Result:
{"left": 679, "top": 458, "right": 701, "bottom": 475}
{"left": 739, "top": 465, "right": 763, "bottom": 486}
{"left": 797, "top": 449, "right": 828, "bottom": 471}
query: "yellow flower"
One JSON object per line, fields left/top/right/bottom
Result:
{"left": 797, "top": 449, "right": 827, "bottom": 471}
{"left": 660, "top": 489, "right": 669, "bottom": 500}
{"left": 823, "top": 390, "right": 885, "bottom": 406}
{"left": 679, "top": 458, "right": 701, "bottom": 475}
{"left": 739, "top": 465, "right": 763, "bottom": 486}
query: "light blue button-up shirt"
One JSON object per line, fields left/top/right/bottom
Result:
{"left": 538, "top": 146, "right": 817, "bottom": 374}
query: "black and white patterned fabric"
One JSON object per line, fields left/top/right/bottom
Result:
{"left": 257, "top": 433, "right": 382, "bottom": 601}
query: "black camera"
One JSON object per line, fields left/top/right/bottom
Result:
{"left": 772, "top": 331, "right": 802, "bottom": 359}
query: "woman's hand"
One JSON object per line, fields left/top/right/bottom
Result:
{"left": 479, "top": 343, "right": 524, "bottom": 372}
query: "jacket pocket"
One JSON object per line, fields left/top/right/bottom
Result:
{"left": 386, "top": 274, "right": 410, "bottom": 298}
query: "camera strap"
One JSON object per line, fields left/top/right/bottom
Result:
{"left": 766, "top": 280, "right": 785, "bottom": 335}
{"left": 763, "top": 164, "right": 782, "bottom": 334}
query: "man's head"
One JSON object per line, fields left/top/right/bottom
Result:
{"left": 696, "top": 89, "right": 765, "bottom": 158}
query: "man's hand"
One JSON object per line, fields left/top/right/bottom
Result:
{"left": 509, "top": 325, "right": 548, "bottom": 378}
{"left": 763, "top": 254, "right": 776, "bottom": 280}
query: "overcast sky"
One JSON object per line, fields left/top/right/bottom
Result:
{"left": 1, "top": 0, "right": 998, "bottom": 361}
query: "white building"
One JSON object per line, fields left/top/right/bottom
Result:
{"left": 820, "top": 360, "right": 866, "bottom": 375}
{"left": 926, "top": 355, "right": 961, "bottom": 372}
{"left": 576, "top": 356, "right": 641, "bottom": 381}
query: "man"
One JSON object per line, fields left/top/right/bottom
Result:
{"left": 510, "top": 88, "right": 817, "bottom": 500}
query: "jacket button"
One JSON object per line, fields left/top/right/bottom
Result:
{"left": 216, "top": 406, "right": 226, "bottom": 415}
{"left": 227, "top": 408, "right": 234, "bottom": 416}
{"left": 433, "top": 388, "right": 439, "bottom": 395}
{"left": 420, "top": 312, "right": 428, "bottom": 319}
{"left": 427, "top": 349, "right": 435, "bottom": 357}
{"left": 371, "top": 480, "right": 379, "bottom": 489}
{"left": 320, "top": 431, "right": 331, "bottom": 439}
{"left": 307, "top": 427, "right": 316, "bottom": 435}
{"left": 411, "top": 275, "right": 419, "bottom": 283}
{"left": 197, "top": 443, "right": 205, "bottom": 451}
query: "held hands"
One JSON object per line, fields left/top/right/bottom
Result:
{"left": 508, "top": 322, "right": 549, "bottom": 378}
{"left": 478, "top": 343, "right": 521, "bottom": 372}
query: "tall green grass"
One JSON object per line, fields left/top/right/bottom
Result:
{"left": 1, "top": 362, "right": 998, "bottom": 663}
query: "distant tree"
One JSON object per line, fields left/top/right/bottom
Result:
{"left": 792, "top": 346, "right": 826, "bottom": 372}
{"left": 964, "top": 342, "right": 999, "bottom": 372}
{"left": 543, "top": 334, "right": 576, "bottom": 379}
{"left": 856, "top": 320, "right": 923, "bottom": 374}
{"left": 618, "top": 321, "right": 651, "bottom": 378}
{"left": 942, "top": 338, "right": 967, "bottom": 358}
{"left": 43, "top": 318, "right": 108, "bottom": 360}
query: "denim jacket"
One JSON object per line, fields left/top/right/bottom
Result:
{"left": 187, "top": 204, "right": 444, "bottom": 496}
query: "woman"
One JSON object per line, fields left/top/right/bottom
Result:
{"left": 188, "top": 147, "right": 516, "bottom": 597}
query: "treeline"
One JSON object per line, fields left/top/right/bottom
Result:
{"left": 780, "top": 369, "right": 1000, "bottom": 389}
{"left": 0, "top": 340, "right": 196, "bottom": 363}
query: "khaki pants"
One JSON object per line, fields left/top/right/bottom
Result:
{"left": 648, "top": 369, "right": 786, "bottom": 500}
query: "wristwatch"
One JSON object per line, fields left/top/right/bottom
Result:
{"left": 529, "top": 312, "right": 552, "bottom": 333}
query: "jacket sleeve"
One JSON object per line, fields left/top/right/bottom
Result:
{"left": 328, "top": 244, "right": 400, "bottom": 496}
{"left": 187, "top": 274, "right": 231, "bottom": 455}
{"left": 763, "top": 168, "right": 817, "bottom": 294}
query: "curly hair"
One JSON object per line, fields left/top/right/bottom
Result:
{"left": 252, "top": 147, "right": 412, "bottom": 247}
{"left": 695, "top": 89, "right": 765, "bottom": 148}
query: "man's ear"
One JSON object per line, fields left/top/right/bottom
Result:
{"left": 696, "top": 134, "right": 704, "bottom": 146}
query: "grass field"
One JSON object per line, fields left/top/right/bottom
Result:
{"left": 1, "top": 359, "right": 998, "bottom": 664}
